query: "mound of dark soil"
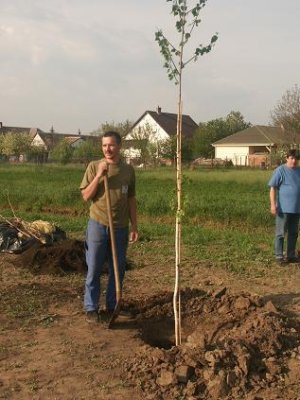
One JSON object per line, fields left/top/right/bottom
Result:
{"left": 122, "top": 288, "right": 300, "bottom": 400}
{"left": 13, "top": 239, "right": 87, "bottom": 275}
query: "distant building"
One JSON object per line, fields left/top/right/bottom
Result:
{"left": 123, "top": 107, "right": 198, "bottom": 163}
{"left": 0, "top": 122, "right": 100, "bottom": 162}
{"left": 212, "top": 125, "right": 300, "bottom": 167}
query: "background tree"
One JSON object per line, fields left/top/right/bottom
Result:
{"left": 128, "top": 122, "right": 158, "bottom": 167}
{"left": 160, "top": 136, "right": 177, "bottom": 163}
{"left": 193, "top": 111, "right": 251, "bottom": 158}
{"left": 90, "top": 120, "right": 133, "bottom": 137}
{"left": 1, "top": 132, "right": 32, "bottom": 159}
{"left": 156, "top": 0, "right": 218, "bottom": 345}
{"left": 271, "top": 84, "right": 300, "bottom": 134}
{"left": 161, "top": 135, "right": 193, "bottom": 163}
{"left": 50, "top": 140, "right": 74, "bottom": 164}
{"left": 0, "top": 134, "right": 4, "bottom": 158}
{"left": 27, "top": 145, "right": 48, "bottom": 164}
{"left": 193, "top": 118, "right": 226, "bottom": 159}
{"left": 73, "top": 140, "right": 101, "bottom": 165}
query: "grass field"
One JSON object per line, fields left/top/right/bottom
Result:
{"left": 0, "top": 163, "right": 276, "bottom": 275}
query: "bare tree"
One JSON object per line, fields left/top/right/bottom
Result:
{"left": 128, "top": 123, "right": 158, "bottom": 167}
{"left": 155, "top": 0, "right": 218, "bottom": 345}
{"left": 271, "top": 84, "right": 300, "bottom": 134}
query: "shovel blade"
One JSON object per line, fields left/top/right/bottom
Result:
{"left": 107, "top": 301, "right": 121, "bottom": 329}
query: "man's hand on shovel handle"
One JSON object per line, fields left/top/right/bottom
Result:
{"left": 96, "top": 161, "right": 108, "bottom": 179}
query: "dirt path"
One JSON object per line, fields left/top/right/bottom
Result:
{"left": 1, "top": 243, "right": 300, "bottom": 400}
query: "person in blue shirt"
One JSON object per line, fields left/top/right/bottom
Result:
{"left": 268, "top": 149, "right": 300, "bottom": 264}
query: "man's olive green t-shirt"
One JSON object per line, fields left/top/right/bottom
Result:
{"left": 80, "top": 159, "right": 135, "bottom": 228}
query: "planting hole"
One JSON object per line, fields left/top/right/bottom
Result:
{"left": 140, "top": 318, "right": 176, "bottom": 349}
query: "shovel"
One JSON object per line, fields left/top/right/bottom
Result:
{"left": 103, "top": 173, "right": 121, "bottom": 328}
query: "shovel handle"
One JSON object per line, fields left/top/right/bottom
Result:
{"left": 103, "top": 174, "right": 121, "bottom": 304}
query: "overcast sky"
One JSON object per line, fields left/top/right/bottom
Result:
{"left": 1, "top": 0, "right": 299, "bottom": 134}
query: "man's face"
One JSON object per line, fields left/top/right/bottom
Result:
{"left": 286, "top": 155, "right": 298, "bottom": 168}
{"left": 102, "top": 136, "right": 121, "bottom": 162}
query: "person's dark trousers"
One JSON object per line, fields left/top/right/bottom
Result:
{"left": 275, "top": 212, "right": 300, "bottom": 259}
{"left": 84, "top": 219, "right": 129, "bottom": 312}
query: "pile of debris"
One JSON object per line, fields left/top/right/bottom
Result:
{"left": 0, "top": 218, "right": 66, "bottom": 254}
{"left": 122, "top": 288, "right": 300, "bottom": 399}
{"left": 0, "top": 217, "right": 89, "bottom": 275}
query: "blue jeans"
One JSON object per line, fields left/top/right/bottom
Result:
{"left": 275, "top": 213, "right": 300, "bottom": 259}
{"left": 84, "top": 219, "right": 129, "bottom": 312}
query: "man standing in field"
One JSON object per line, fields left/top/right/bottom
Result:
{"left": 268, "top": 149, "right": 300, "bottom": 264}
{"left": 80, "top": 131, "right": 138, "bottom": 322}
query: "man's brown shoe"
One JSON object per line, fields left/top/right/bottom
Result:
{"left": 85, "top": 311, "right": 100, "bottom": 323}
{"left": 287, "top": 257, "right": 300, "bottom": 263}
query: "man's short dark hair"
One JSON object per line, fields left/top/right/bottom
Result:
{"left": 286, "top": 149, "right": 299, "bottom": 159}
{"left": 102, "top": 131, "right": 122, "bottom": 145}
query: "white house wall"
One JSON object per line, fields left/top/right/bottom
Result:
{"left": 215, "top": 146, "right": 250, "bottom": 166}
{"left": 31, "top": 134, "right": 47, "bottom": 149}
{"left": 126, "top": 113, "right": 170, "bottom": 142}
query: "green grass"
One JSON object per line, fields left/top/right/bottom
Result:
{"left": 0, "top": 163, "right": 276, "bottom": 274}
{"left": 0, "top": 163, "right": 273, "bottom": 227}
{"left": 137, "top": 167, "right": 272, "bottom": 226}
{"left": 0, "top": 163, "right": 85, "bottom": 212}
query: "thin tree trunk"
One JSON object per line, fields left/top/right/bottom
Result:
{"left": 174, "top": 100, "right": 182, "bottom": 346}
{"left": 156, "top": 0, "right": 218, "bottom": 347}
{"left": 174, "top": 29, "right": 184, "bottom": 346}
